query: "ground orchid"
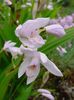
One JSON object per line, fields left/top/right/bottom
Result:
{"left": 2, "top": 17, "right": 65, "bottom": 85}
{"left": 1, "top": 1, "right": 74, "bottom": 99}
{"left": 15, "top": 18, "right": 50, "bottom": 49}
{"left": 18, "top": 45, "right": 63, "bottom": 84}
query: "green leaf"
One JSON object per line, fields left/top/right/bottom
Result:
{"left": 0, "top": 57, "right": 22, "bottom": 100}
{"left": 63, "top": 46, "right": 74, "bottom": 63}
{"left": 16, "top": 84, "right": 33, "bottom": 100}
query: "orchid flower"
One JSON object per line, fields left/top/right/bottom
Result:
{"left": 45, "top": 24, "right": 65, "bottom": 37}
{"left": 3, "top": 41, "right": 22, "bottom": 59}
{"left": 15, "top": 18, "right": 50, "bottom": 37}
{"left": 38, "top": 89, "right": 54, "bottom": 100}
{"left": 56, "top": 46, "right": 67, "bottom": 56}
{"left": 4, "top": 0, "right": 12, "bottom": 6}
{"left": 15, "top": 18, "right": 50, "bottom": 49}
{"left": 47, "top": 1, "right": 53, "bottom": 10}
{"left": 3, "top": 40, "right": 16, "bottom": 51}
{"left": 18, "top": 45, "right": 63, "bottom": 84}
{"left": 65, "top": 15, "right": 73, "bottom": 25}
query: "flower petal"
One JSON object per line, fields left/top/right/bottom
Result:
{"left": 38, "top": 89, "right": 54, "bottom": 100}
{"left": 65, "top": 15, "right": 73, "bottom": 25}
{"left": 18, "top": 57, "right": 31, "bottom": 78}
{"left": 15, "top": 25, "right": 22, "bottom": 37}
{"left": 9, "top": 47, "right": 22, "bottom": 59}
{"left": 19, "top": 34, "right": 45, "bottom": 49}
{"left": 38, "top": 89, "right": 51, "bottom": 94}
{"left": 39, "top": 52, "right": 63, "bottom": 76}
{"left": 19, "top": 37, "right": 36, "bottom": 49}
{"left": 29, "top": 34, "right": 45, "bottom": 48}
{"left": 3, "top": 40, "right": 16, "bottom": 51}
{"left": 27, "top": 64, "right": 40, "bottom": 85}
{"left": 20, "top": 45, "right": 37, "bottom": 57}
{"left": 34, "top": 18, "right": 50, "bottom": 29}
{"left": 42, "top": 93, "right": 54, "bottom": 100}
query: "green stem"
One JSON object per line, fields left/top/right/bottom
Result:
{"left": 0, "top": 49, "right": 3, "bottom": 54}
{"left": 11, "top": 58, "right": 16, "bottom": 69}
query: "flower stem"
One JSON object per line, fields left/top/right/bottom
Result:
{"left": 11, "top": 58, "right": 16, "bottom": 69}
{"left": 0, "top": 49, "right": 3, "bottom": 54}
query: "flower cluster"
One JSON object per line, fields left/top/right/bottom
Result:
{"left": 3, "top": 18, "right": 65, "bottom": 84}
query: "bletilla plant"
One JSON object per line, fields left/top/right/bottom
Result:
{"left": 15, "top": 18, "right": 49, "bottom": 49}
{"left": 3, "top": 18, "right": 66, "bottom": 84}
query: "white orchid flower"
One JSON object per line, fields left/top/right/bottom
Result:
{"left": 3, "top": 41, "right": 22, "bottom": 59}
{"left": 4, "top": 0, "right": 12, "bottom": 6}
{"left": 45, "top": 24, "right": 66, "bottom": 37}
{"left": 38, "top": 89, "right": 54, "bottom": 100}
{"left": 18, "top": 45, "right": 63, "bottom": 84}
{"left": 56, "top": 46, "right": 67, "bottom": 56}
{"left": 15, "top": 18, "right": 50, "bottom": 49}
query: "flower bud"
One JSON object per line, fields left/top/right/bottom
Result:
{"left": 45, "top": 24, "right": 66, "bottom": 37}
